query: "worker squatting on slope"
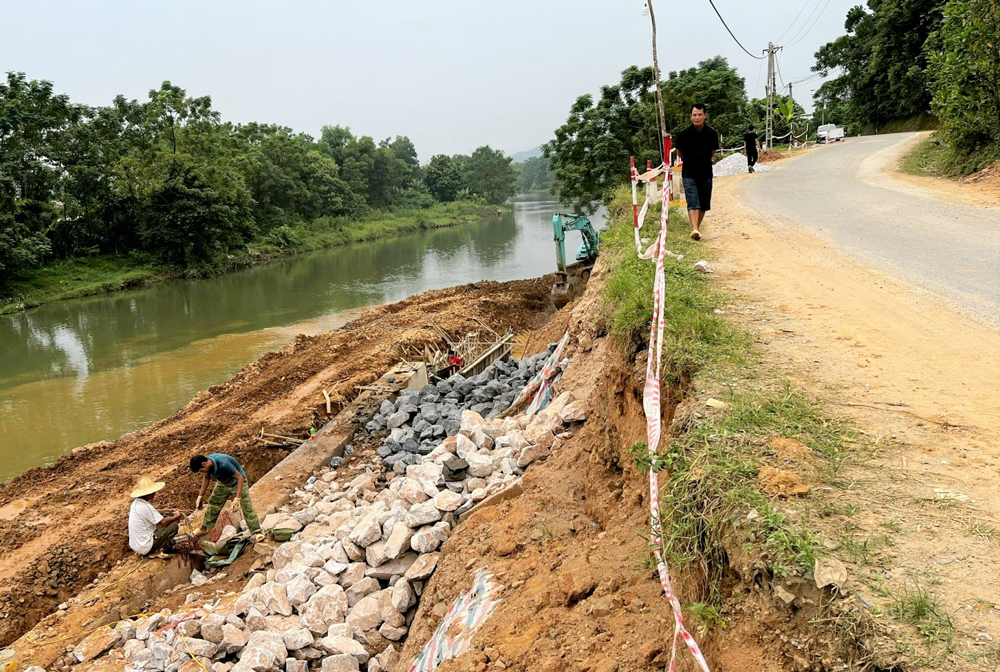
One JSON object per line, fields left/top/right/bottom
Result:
{"left": 128, "top": 476, "right": 183, "bottom": 557}
{"left": 674, "top": 103, "right": 719, "bottom": 241}
{"left": 190, "top": 453, "right": 265, "bottom": 542}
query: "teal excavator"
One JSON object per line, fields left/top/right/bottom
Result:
{"left": 550, "top": 213, "right": 599, "bottom": 308}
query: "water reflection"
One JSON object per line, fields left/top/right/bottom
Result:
{"left": 0, "top": 195, "right": 598, "bottom": 481}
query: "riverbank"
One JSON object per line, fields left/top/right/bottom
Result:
{"left": 0, "top": 200, "right": 498, "bottom": 315}
{"left": 4, "top": 177, "right": 904, "bottom": 672}
{"left": 0, "top": 275, "right": 556, "bottom": 652}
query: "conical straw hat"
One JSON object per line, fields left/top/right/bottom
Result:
{"left": 130, "top": 476, "right": 165, "bottom": 498}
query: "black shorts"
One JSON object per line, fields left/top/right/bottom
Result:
{"left": 682, "top": 177, "right": 713, "bottom": 211}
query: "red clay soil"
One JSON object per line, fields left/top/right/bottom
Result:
{"left": 0, "top": 277, "right": 556, "bottom": 648}
{"left": 393, "top": 270, "right": 791, "bottom": 672}
{"left": 394, "top": 336, "right": 789, "bottom": 672}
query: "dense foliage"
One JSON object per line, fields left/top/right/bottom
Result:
{"left": 515, "top": 156, "right": 554, "bottom": 192}
{"left": 812, "top": 0, "right": 945, "bottom": 133}
{"left": 0, "top": 73, "right": 517, "bottom": 288}
{"left": 928, "top": 0, "right": 1000, "bottom": 169}
{"left": 543, "top": 58, "right": 751, "bottom": 211}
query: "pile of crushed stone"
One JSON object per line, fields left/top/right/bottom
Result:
{"left": 713, "top": 153, "right": 773, "bottom": 177}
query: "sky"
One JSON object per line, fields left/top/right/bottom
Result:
{"left": 2, "top": 0, "right": 858, "bottom": 159}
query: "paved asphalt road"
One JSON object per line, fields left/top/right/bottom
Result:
{"left": 740, "top": 133, "right": 1000, "bottom": 325}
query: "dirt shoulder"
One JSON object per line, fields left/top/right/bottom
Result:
{"left": 0, "top": 277, "right": 555, "bottom": 649}
{"left": 874, "top": 132, "right": 1000, "bottom": 209}
{"left": 708, "top": 176, "right": 1000, "bottom": 669}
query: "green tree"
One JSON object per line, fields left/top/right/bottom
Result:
{"left": 812, "top": 1, "right": 946, "bottom": 131}
{"left": 515, "top": 156, "right": 554, "bottom": 192}
{"left": 140, "top": 162, "right": 252, "bottom": 264}
{"left": 461, "top": 146, "right": 516, "bottom": 204}
{"left": 544, "top": 58, "right": 747, "bottom": 211}
{"left": 928, "top": 0, "right": 1000, "bottom": 165}
{"left": 424, "top": 154, "right": 462, "bottom": 201}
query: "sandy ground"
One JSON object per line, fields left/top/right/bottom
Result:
{"left": 0, "top": 277, "right": 557, "bottom": 649}
{"left": 882, "top": 132, "right": 1000, "bottom": 210}
{"left": 707, "top": 173, "right": 1000, "bottom": 669}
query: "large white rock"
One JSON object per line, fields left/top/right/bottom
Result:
{"left": 466, "top": 428, "right": 494, "bottom": 451}
{"left": 285, "top": 575, "right": 317, "bottom": 607}
{"left": 339, "top": 563, "right": 367, "bottom": 588}
{"left": 559, "top": 400, "right": 587, "bottom": 423}
{"left": 433, "top": 489, "right": 464, "bottom": 512}
{"left": 200, "top": 613, "right": 226, "bottom": 644}
{"left": 517, "top": 444, "right": 551, "bottom": 468}
{"left": 323, "top": 560, "right": 348, "bottom": 578}
{"left": 397, "top": 478, "right": 429, "bottom": 505}
{"left": 183, "top": 638, "right": 218, "bottom": 658}
{"left": 403, "top": 553, "right": 439, "bottom": 581}
{"left": 345, "top": 592, "right": 383, "bottom": 632}
{"left": 320, "top": 655, "right": 359, "bottom": 672}
{"left": 404, "top": 500, "right": 442, "bottom": 528}
{"left": 72, "top": 626, "right": 120, "bottom": 663}
{"left": 378, "top": 590, "right": 405, "bottom": 628}
{"left": 298, "top": 584, "right": 348, "bottom": 634}
{"left": 376, "top": 645, "right": 401, "bottom": 670}
{"left": 454, "top": 434, "right": 477, "bottom": 459}
{"left": 220, "top": 624, "right": 248, "bottom": 654}
{"left": 365, "top": 552, "right": 418, "bottom": 580}
{"left": 319, "top": 635, "right": 370, "bottom": 664}
{"left": 365, "top": 540, "right": 389, "bottom": 568}
{"left": 342, "top": 539, "right": 366, "bottom": 562}
{"left": 345, "top": 577, "right": 380, "bottom": 607}
{"left": 240, "top": 631, "right": 287, "bottom": 671}
{"left": 383, "top": 522, "right": 413, "bottom": 560}
{"left": 524, "top": 424, "right": 555, "bottom": 450}
{"left": 460, "top": 409, "right": 490, "bottom": 435}
{"left": 390, "top": 579, "right": 416, "bottom": 613}
{"left": 258, "top": 582, "right": 293, "bottom": 617}
{"left": 464, "top": 453, "right": 494, "bottom": 478}
{"left": 378, "top": 623, "right": 408, "bottom": 641}
{"left": 135, "top": 614, "right": 164, "bottom": 641}
{"left": 282, "top": 627, "right": 314, "bottom": 651}
{"left": 348, "top": 514, "right": 382, "bottom": 548}
{"left": 410, "top": 524, "right": 449, "bottom": 553}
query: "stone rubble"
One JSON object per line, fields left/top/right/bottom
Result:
{"left": 85, "top": 364, "right": 586, "bottom": 672}
{"left": 712, "top": 152, "right": 774, "bottom": 177}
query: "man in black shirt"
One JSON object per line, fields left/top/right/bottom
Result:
{"left": 674, "top": 103, "right": 719, "bottom": 240}
{"left": 744, "top": 126, "right": 760, "bottom": 173}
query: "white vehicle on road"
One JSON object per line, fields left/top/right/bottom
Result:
{"left": 817, "top": 124, "right": 845, "bottom": 143}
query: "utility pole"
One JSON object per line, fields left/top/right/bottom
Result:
{"left": 764, "top": 42, "right": 778, "bottom": 151}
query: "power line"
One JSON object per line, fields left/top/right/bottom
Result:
{"left": 786, "top": 0, "right": 833, "bottom": 48}
{"left": 775, "top": 0, "right": 818, "bottom": 43}
{"left": 784, "top": 0, "right": 826, "bottom": 46}
{"left": 707, "top": 0, "right": 766, "bottom": 60}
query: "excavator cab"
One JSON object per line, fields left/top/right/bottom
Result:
{"left": 551, "top": 213, "right": 599, "bottom": 308}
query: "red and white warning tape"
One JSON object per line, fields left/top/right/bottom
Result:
{"left": 637, "top": 150, "right": 711, "bottom": 672}
{"left": 630, "top": 158, "right": 682, "bottom": 261}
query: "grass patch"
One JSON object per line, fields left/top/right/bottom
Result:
{"left": 0, "top": 254, "right": 164, "bottom": 314}
{"left": 600, "top": 185, "right": 858, "bottom": 594}
{"left": 890, "top": 584, "right": 954, "bottom": 650}
{"left": 1, "top": 200, "right": 495, "bottom": 314}
{"left": 900, "top": 134, "right": 1000, "bottom": 178}
{"left": 601, "top": 186, "right": 751, "bottom": 386}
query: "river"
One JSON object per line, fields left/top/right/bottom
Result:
{"left": 0, "top": 195, "right": 602, "bottom": 482}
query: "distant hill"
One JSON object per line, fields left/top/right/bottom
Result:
{"left": 511, "top": 145, "right": 544, "bottom": 163}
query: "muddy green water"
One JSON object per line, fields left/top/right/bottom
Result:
{"left": 0, "top": 195, "right": 601, "bottom": 482}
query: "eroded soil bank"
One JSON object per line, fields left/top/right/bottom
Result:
{"left": 0, "top": 277, "right": 556, "bottom": 650}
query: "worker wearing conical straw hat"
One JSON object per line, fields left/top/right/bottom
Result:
{"left": 128, "top": 476, "right": 182, "bottom": 556}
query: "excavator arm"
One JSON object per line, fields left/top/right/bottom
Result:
{"left": 551, "top": 213, "right": 600, "bottom": 307}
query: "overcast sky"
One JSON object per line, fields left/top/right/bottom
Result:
{"left": 2, "top": 0, "right": 857, "bottom": 158}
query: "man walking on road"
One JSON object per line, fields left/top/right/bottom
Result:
{"left": 190, "top": 453, "right": 264, "bottom": 542}
{"left": 674, "top": 103, "right": 719, "bottom": 240}
{"left": 744, "top": 125, "right": 760, "bottom": 173}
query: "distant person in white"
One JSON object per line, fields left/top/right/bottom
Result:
{"left": 128, "top": 476, "right": 182, "bottom": 556}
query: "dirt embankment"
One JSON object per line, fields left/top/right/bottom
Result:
{"left": 0, "top": 278, "right": 556, "bottom": 649}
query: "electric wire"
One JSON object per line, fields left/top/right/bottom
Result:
{"left": 786, "top": 0, "right": 833, "bottom": 48}
{"left": 775, "top": 0, "right": 818, "bottom": 43}
{"left": 706, "top": 0, "right": 766, "bottom": 59}
{"left": 783, "top": 0, "right": 826, "bottom": 46}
